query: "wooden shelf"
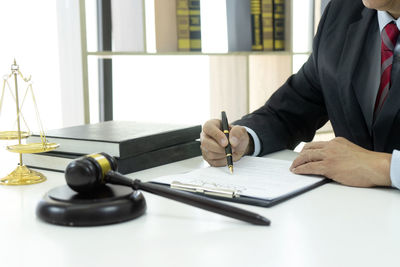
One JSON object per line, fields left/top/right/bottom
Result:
{"left": 86, "top": 51, "right": 293, "bottom": 57}
{"left": 80, "top": 0, "right": 315, "bottom": 125}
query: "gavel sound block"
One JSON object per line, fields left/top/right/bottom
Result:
{"left": 36, "top": 184, "right": 147, "bottom": 226}
{"left": 36, "top": 153, "right": 147, "bottom": 226}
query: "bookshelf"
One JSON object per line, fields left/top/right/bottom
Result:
{"left": 79, "top": 0, "right": 332, "bottom": 138}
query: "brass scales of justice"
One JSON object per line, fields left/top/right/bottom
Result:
{"left": 0, "top": 60, "right": 59, "bottom": 185}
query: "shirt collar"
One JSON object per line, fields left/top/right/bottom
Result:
{"left": 378, "top": 10, "right": 400, "bottom": 32}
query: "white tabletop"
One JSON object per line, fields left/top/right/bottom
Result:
{"left": 0, "top": 149, "right": 399, "bottom": 267}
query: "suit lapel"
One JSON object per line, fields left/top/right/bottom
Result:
{"left": 337, "top": 7, "right": 376, "bottom": 149}
{"left": 352, "top": 19, "right": 380, "bottom": 134}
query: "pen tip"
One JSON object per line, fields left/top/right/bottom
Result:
{"left": 229, "top": 166, "right": 233, "bottom": 174}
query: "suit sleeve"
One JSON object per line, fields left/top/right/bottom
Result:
{"left": 234, "top": 2, "right": 332, "bottom": 156}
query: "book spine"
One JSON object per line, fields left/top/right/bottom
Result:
{"left": 273, "top": 0, "right": 285, "bottom": 51}
{"left": 261, "top": 0, "right": 273, "bottom": 51}
{"left": 118, "top": 141, "right": 201, "bottom": 174}
{"left": 250, "top": 0, "right": 263, "bottom": 51}
{"left": 188, "top": 0, "right": 201, "bottom": 51}
{"left": 22, "top": 141, "right": 201, "bottom": 174}
{"left": 120, "top": 124, "right": 201, "bottom": 159}
{"left": 176, "top": 0, "right": 190, "bottom": 51}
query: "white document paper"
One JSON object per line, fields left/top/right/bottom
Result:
{"left": 152, "top": 156, "right": 324, "bottom": 200}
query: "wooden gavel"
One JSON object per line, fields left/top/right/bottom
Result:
{"left": 64, "top": 153, "right": 270, "bottom": 226}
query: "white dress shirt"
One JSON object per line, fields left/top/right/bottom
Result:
{"left": 378, "top": 11, "right": 400, "bottom": 189}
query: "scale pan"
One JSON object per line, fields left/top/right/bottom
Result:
{"left": 0, "top": 131, "right": 30, "bottom": 140}
{"left": 7, "top": 142, "right": 59, "bottom": 153}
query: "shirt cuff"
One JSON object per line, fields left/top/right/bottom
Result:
{"left": 242, "top": 126, "right": 261, "bottom": 156}
{"left": 390, "top": 150, "right": 400, "bottom": 189}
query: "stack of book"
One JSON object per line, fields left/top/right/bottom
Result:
{"left": 154, "top": 0, "right": 286, "bottom": 53}
{"left": 176, "top": 0, "right": 201, "bottom": 52}
{"left": 155, "top": 0, "right": 202, "bottom": 52}
{"left": 22, "top": 121, "right": 202, "bottom": 174}
{"left": 252, "top": 0, "right": 285, "bottom": 51}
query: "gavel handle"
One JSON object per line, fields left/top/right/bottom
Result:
{"left": 105, "top": 170, "right": 270, "bottom": 226}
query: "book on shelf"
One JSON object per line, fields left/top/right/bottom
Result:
{"left": 168, "top": 0, "right": 286, "bottom": 53}
{"left": 261, "top": 0, "right": 274, "bottom": 51}
{"left": 176, "top": 0, "right": 190, "bottom": 51}
{"left": 155, "top": 0, "right": 178, "bottom": 52}
{"left": 189, "top": 0, "right": 201, "bottom": 51}
{"left": 250, "top": 0, "right": 263, "bottom": 51}
{"left": 111, "top": 0, "right": 145, "bottom": 52}
{"left": 226, "top": 0, "right": 252, "bottom": 51}
{"left": 22, "top": 141, "right": 201, "bottom": 174}
{"left": 273, "top": 0, "right": 285, "bottom": 51}
{"left": 27, "top": 121, "right": 201, "bottom": 159}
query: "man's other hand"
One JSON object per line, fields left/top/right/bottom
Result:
{"left": 290, "top": 137, "right": 392, "bottom": 187}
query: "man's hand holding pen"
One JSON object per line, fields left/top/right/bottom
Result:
{"left": 200, "top": 119, "right": 253, "bottom": 167}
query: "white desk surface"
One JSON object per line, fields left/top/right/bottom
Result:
{"left": 0, "top": 149, "right": 399, "bottom": 267}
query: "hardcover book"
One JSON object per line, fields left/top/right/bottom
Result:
{"left": 22, "top": 141, "right": 201, "bottom": 174}
{"left": 176, "top": 0, "right": 190, "bottom": 51}
{"left": 273, "top": 0, "right": 285, "bottom": 50}
{"left": 250, "top": 0, "right": 263, "bottom": 51}
{"left": 27, "top": 121, "right": 201, "bottom": 159}
{"left": 261, "top": 0, "right": 273, "bottom": 51}
{"left": 189, "top": 0, "right": 201, "bottom": 51}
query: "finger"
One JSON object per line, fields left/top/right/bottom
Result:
{"left": 291, "top": 161, "right": 327, "bottom": 177}
{"left": 200, "top": 132, "right": 225, "bottom": 154}
{"left": 201, "top": 146, "right": 226, "bottom": 160}
{"left": 232, "top": 153, "right": 244, "bottom": 162}
{"left": 232, "top": 144, "right": 247, "bottom": 161}
{"left": 203, "top": 119, "right": 228, "bottom": 147}
{"left": 290, "top": 149, "right": 325, "bottom": 170}
{"left": 333, "top": 136, "right": 348, "bottom": 143}
{"left": 201, "top": 151, "right": 226, "bottom": 161}
{"left": 302, "top": 141, "right": 327, "bottom": 151}
{"left": 206, "top": 158, "right": 228, "bottom": 167}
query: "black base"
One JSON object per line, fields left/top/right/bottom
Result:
{"left": 36, "top": 184, "right": 146, "bottom": 226}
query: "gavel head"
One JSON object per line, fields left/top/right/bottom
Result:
{"left": 65, "top": 153, "right": 118, "bottom": 194}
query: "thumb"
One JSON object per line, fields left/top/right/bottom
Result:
{"left": 229, "top": 126, "right": 246, "bottom": 147}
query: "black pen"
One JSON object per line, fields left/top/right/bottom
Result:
{"left": 221, "top": 111, "right": 233, "bottom": 174}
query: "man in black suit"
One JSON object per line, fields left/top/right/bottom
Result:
{"left": 200, "top": 0, "right": 400, "bottom": 189}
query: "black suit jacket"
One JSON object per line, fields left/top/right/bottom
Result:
{"left": 235, "top": 0, "right": 400, "bottom": 156}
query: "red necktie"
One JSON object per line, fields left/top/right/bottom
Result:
{"left": 374, "top": 22, "right": 400, "bottom": 117}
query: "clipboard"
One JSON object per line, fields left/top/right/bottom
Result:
{"left": 150, "top": 156, "right": 330, "bottom": 208}
{"left": 151, "top": 179, "right": 329, "bottom": 208}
